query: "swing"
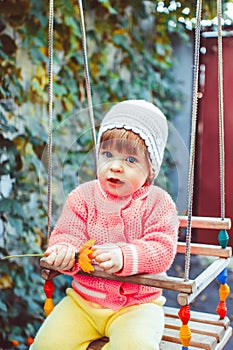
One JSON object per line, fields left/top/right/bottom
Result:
{"left": 40, "top": 0, "right": 232, "bottom": 349}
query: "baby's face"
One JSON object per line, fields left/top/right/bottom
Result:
{"left": 97, "top": 145, "right": 150, "bottom": 197}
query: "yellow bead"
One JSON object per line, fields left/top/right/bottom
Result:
{"left": 179, "top": 324, "right": 192, "bottom": 347}
{"left": 219, "top": 283, "right": 230, "bottom": 301}
{"left": 44, "top": 297, "right": 54, "bottom": 317}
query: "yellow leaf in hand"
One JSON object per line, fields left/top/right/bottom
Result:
{"left": 77, "top": 239, "right": 95, "bottom": 274}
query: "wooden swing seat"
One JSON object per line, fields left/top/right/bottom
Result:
{"left": 41, "top": 216, "right": 232, "bottom": 350}
{"left": 87, "top": 306, "right": 232, "bottom": 350}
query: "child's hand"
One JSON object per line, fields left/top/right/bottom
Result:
{"left": 44, "top": 244, "right": 76, "bottom": 270}
{"left": 92, "top": 243, "right": 123, "bottom": 274}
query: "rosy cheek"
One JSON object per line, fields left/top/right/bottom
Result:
{"left": 97, "top": 162, "right": 106, "bottom": 176}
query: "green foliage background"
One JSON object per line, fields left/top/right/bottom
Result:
{"left": 0, "top": 0, "right": 232, "bottom": 348}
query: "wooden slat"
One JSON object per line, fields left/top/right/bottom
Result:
{"left": 160, "top": 341, "right": 201, "bottom": 350}
{"left": 87, "top": 338, "right": 108, "bottom": 350}
{"left": 164, "top": 307, "right": 230, "bottom": 329}
{"left": 79, "top": 268, "right": 197, "bottom": 293}
{"left": 178, "top": 216, "right": 231, "bottom": 230}
{"left": 165, "top": 316, "right": 225, "bottom": 342}
{"left": 215, "top": 327, "right": 233, "bottom": 350}
{"left": 40, "top": 244, "right": 232, "bottom": 283}
{"left": 177, "top": 242, "right": 232, "bottom": 258}
{"left": 80, "top": 256, "right": 231, "bottom": 299}
{"left": 177, "top": 258, "right": 231, "bottom": 306}
{"left": 163, "top": 328, "right": 217, "bottom": 350}
{"left": 40, "top": 267, "right": 60, "bottom": 280}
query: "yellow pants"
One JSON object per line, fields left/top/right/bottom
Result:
{"left": 30, "top": 288, "right": 165, "bottom": 350}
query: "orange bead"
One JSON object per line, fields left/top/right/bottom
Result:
{"left": 179, "top": 324, "right": 192, "bottom": 347}
{"left": 219, "top": 283, "right": 230, "bottom": 301}
{"left": 44, "top": 297, "right": 54, "bottom": 317}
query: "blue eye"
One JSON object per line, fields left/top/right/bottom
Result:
{"left": 126, "top": 156, "right": 137, "bottom": 163}
{"left": 104, "top": 151, "right": 112, "bottom": 158}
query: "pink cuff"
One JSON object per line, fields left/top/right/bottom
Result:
{"left": 115, "top": 244, "right": 139, "bottom": 276}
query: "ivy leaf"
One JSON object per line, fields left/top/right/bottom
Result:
{"left": 12, "top": 201, "right": 25, "bottom": 217}
{"left": 112, "top": 34, "right": 134, "bottom": 56}
{"left": 98, "top": 0, "right": 118, "bottom": 15}
{"left": 0, "top": 299, "right": 7, "bottom": 312}
{"left": 64, "top": 16, "right": 81, "bottom": 34}
{"left": 29, "top": 46, "right": 47, "bottom": 64}
{"left": 0, "top": 198, "right": 12, "bottom": 213}
{"left": 8, "top": 217, "right": 23, "bottom": 234}
{"left": 53, "top": 83, "right": 68, "bottom": 97}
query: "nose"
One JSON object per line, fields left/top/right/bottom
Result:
{"left": 110, "top": 158, "right": 123, "bottom": 172}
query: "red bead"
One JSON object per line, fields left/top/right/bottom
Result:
{"left": 178, "top": 305, "right": 191, "bottom": 325}
{"left": 44, "top": 280, "right": 54, "bottom": 298}
{"left": 216, "top": 300, "right": 227, "bottom": 319}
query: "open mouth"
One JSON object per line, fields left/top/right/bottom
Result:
{"left": 108, "top": 178, "right": 124, "bottom": 185}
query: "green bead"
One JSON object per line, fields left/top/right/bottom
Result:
{"left": 218, "top": 229, "right": 229, "bottom": 248}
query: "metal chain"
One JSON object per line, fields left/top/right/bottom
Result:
{"left": 217, "top": 0, "right": 225, "bottom": 220}
{"left": 184, "top": 0, "right": 202, "bottom": 281}
{"left": 77, "top": 0, "right": 97, "bottom": 172}
{"left": 47, "top": 0, "right": 54, "bottom": 237}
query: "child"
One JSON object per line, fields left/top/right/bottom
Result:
{"left": 31, "top": 100, "right": 179, "bottom": 350}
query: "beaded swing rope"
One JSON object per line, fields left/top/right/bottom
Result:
{"left": 43, "top": 0, "right": 54, "bottom": 316}
{"left": 42, "top": 0, "right": 232, "bottom": 348}
{"left": 43, "top": 0, "right": 98, "bottom": 316}
{"left": 178, "top": 0, "right": 231, "bottom": 347}
{"left": 47, "top": 0, "right": 54, "bottom": 240}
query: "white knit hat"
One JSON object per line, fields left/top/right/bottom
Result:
{"left": 98, "top": 100, "right": 168, "bottom": 178}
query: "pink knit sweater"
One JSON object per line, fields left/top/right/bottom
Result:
{"left": 49, "top": 180, "right": 179, "bottom": 310}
